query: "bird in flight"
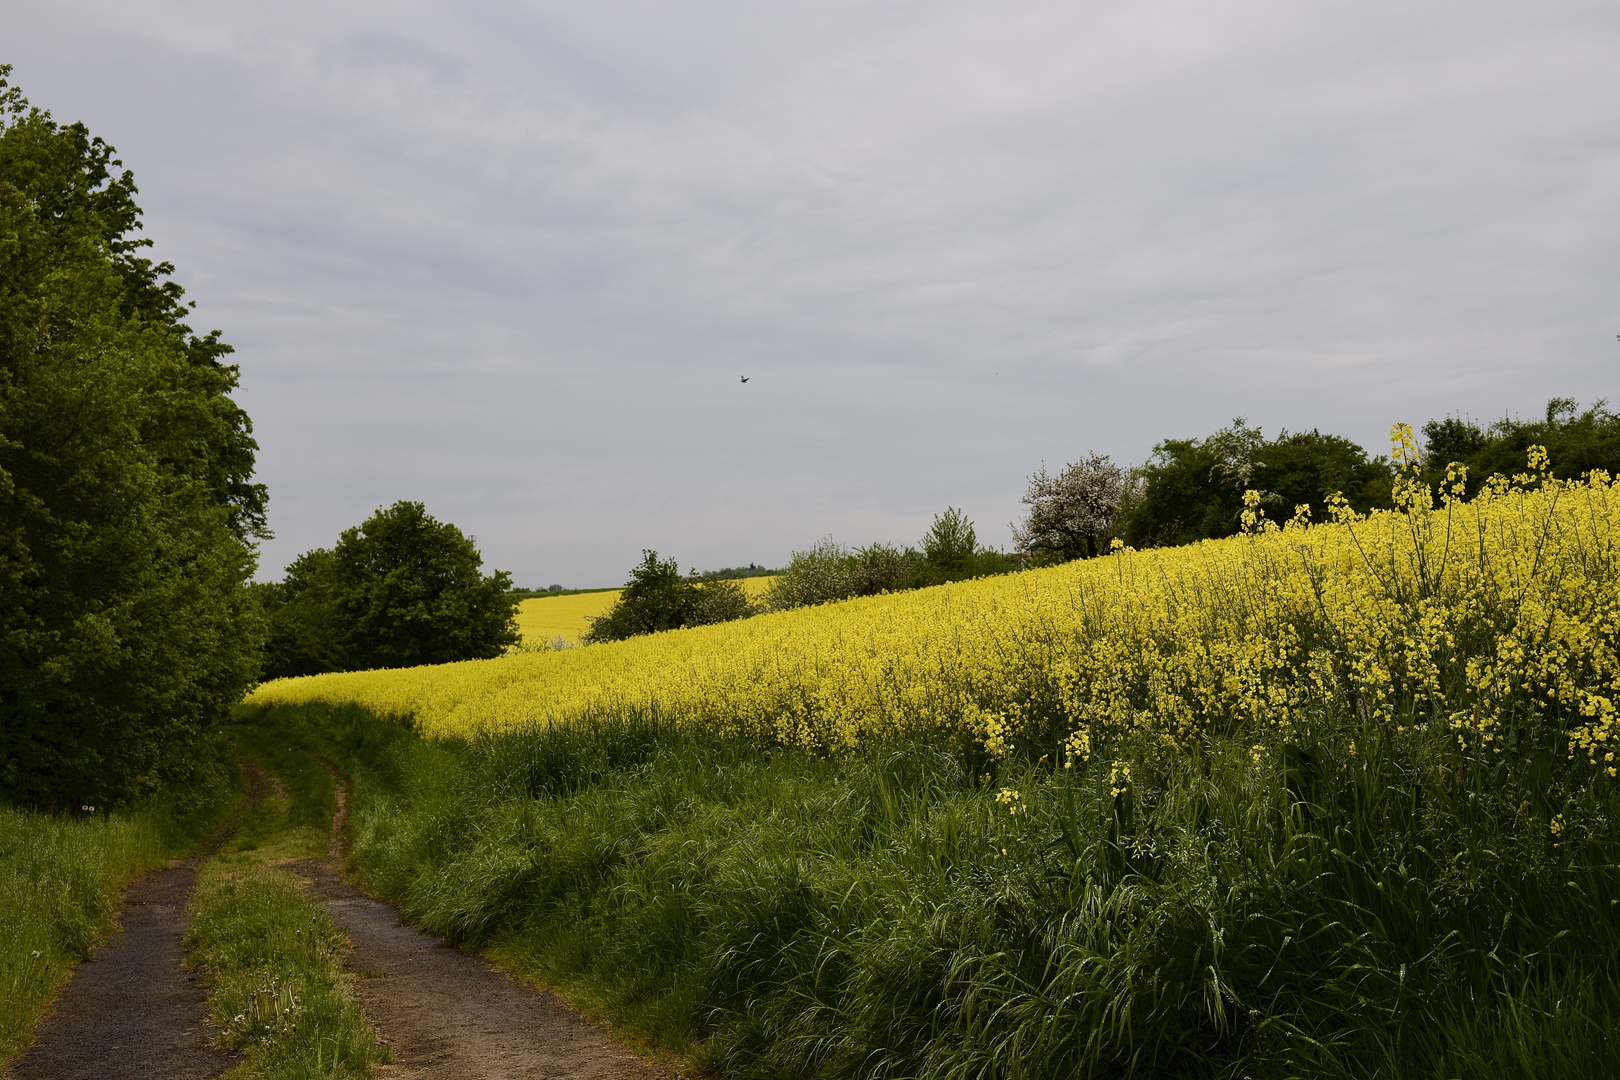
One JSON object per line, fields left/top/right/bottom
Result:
{"left": 741, "top": 376, "right": 750, "bottom": 383}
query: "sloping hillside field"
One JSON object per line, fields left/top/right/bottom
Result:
{"left": 512, "top": 590, "right": 621, "bottom": 647}
{"left": 252, "top": 473, "right": 1617, "bottom": 771}
{"left": 247, "top": 462, "right": 1620, "bottom": 1078}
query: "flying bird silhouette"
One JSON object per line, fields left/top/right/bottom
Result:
{"left": 741, "top": 376, "right": 750, "bottom": 383}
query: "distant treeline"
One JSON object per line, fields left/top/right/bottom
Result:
{"left": 581, "top": 509, "right": 1010, "bottom": 643}
{"left": 583, "top": 397, "right": 1620, "bottom": 645}
{"left": 1111, "top": 397, "right": 1620, "bottom": 551}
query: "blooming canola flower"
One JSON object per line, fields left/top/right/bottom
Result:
{"left": 250, "top": 442, "right": 1618, "bottom": 777}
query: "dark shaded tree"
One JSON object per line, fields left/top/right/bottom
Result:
{"left": 583, "top": 550, "right": 762, "bottom": 643}
{"left": 260, "top": 502, "right": 519, "bottom": 677}
{"left": 1251, "top": 429, "right": 1393, "bottom": 524}
{"left": 1120, "top": 420, "right": 1391, "bottom": 547}
{"left": 0, "top": 69, "right": 265, "bottom": 808}
{"left": 1422, "top": 399, "right": 1620, "bottom": 493}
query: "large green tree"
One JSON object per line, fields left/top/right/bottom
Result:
{"left": 261, "top": 501, "right": 520, "bottom": 677}
{"left": 0, "top": 68, "right": 266, "bottom": 808}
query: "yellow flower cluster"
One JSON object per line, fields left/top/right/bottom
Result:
{"left": 249, "top": 439, "right": 1618, "bottom": 776}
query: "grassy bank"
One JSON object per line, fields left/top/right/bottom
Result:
{"left": 0, "top": 768, "right": 233, "bottom": 1063}
{"left": 245, "top": 700, "right": 1620, "bottom": 1080}
{"left": 185, "top": 727, "right": 383, "bottom": 1078}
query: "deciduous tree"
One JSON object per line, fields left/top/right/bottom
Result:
{"left": 0, "top": 69, "right": 265, "bottom": 808}
{"left": 1012, "top": 453, "right": 1126, "bottom": 561}
{"left": 260, "top": 502, "right": 519, "bottom": 676}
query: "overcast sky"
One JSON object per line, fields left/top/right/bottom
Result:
{"left": 9, "top": 2, "right": 1619, "bottom": 586}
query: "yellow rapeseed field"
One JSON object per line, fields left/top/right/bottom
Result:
{"left": 514, "top": 591, "right": 620, "bottom": 646}
{"left": 249, "top": 435, "right": 1617, "bottom": 775}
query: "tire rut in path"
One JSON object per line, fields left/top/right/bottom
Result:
{"left": 7, "top": 763, "right": 271, "bottom": 1080}
{"left": 287, "top": 857, "right": 671, "bottom": 1080}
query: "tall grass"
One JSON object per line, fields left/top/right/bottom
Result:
{"left": 249, "top": 700, "right": 1620, "bottom": 1079}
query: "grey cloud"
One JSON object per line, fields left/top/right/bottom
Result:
{"left": 7, "top": 0, "right": 1618, "bottom": 585}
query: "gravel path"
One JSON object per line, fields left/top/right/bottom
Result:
{"left": 8, "top": 865, "right": 239, "bottom": 1080}
{"left": 287, "top": 857, "right": 668, "bottom": 1080}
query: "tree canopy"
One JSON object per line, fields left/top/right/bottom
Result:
{"left": 1421, "top": 398, "right": 1620, "bottom": 493}
{"left": 1012, "top": 454, "right": 1126, "bottom": 561}
{"left": 261, "top": 501, "right": 520, "bottom": 678}
{"left": 1120, "top": 420, "right": 1392, "bottom": 548}
{"left": 0, "top": 68, "right": 265, "bottom": 808}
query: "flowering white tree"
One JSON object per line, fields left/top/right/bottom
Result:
{"left": 1011, "top": 453, "right": 1126, "bottom": 561}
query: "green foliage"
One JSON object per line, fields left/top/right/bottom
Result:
{"left": 260, "top": 501, "right": 520, "bottom": 678}
{"left": 1422, "top": 398, "right": 1620, "bottom": 493}
{"left": 0, "top": 68, "right": 265, "bottom": 808}
{"left": 920, "top": 506, "right": 977, "bottom": 569}
{"left": 583, "top": 551, "right": 762, "bottom": 643}
{"left": 250, "top": 701, "right": 1620, "bottom": 1080}
{"left": 765, "top": 510, "right": 1016, "bottom": 610}
{"left": 1120, "top": 419, "right": 1392, "bottom": 547}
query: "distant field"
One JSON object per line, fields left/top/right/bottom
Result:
{"left": 515, "top": 577, "right": 774, "bottom": 646}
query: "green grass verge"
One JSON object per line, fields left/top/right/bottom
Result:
{"left": 0, "top": 761, "right": 234, "bottom": 1064}
{"left": 243, "top": 701, "right": 1620, "bottom": 1080}
{"left": 183, "top": 728, "right": 384, "bottom": 1079}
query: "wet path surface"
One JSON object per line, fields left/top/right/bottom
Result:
{"left": 288, "top": 857, "right": 666, "bottom": 1080}
{"left": 8, "top": 861, "right": 237, "bottom": 1080}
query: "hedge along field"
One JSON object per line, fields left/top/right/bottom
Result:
{"left": 512, "top": 577, "right": 775, "bottom": 647}
{"left": 242, "top": 437, "right": 1620, "bottom": 1077}
{"left": 251, "top": 438, "right": 1618, "bottom": 786}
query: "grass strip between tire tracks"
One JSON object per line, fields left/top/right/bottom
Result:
{"left": 184, "top": 728, "right": 384, "bottom": 1078}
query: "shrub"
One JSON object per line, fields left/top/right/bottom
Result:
{"left": 583, "top": 551, "right": 763, "bottom": 643}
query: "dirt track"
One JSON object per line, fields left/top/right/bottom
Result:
{"left": 11, "top": 755, "right": 673, "bottom": 1079}
{"left": 290, "top": 857, "right": 667, "bottom": 1080}
{"left": 8, "top": 865, "right": 237, "bottom": 1080}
